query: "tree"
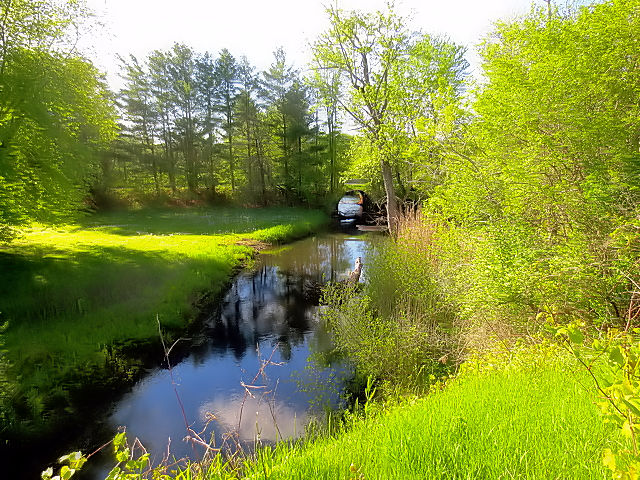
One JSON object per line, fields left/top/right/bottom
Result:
{"left": 310, "top": 68, "right": 342, "bottom": 194}
{"left": 430, "top": 0, "right": 640, "bottom": 329}
{"left": 195, "top": 51, "right": 219, "bottom": 190}
{"left": 119, "top": 55, "right": 161, "bottom": 194}
{"left": 235, "top": 57, "right": 265, "bottom": 200}
{"left": 261, "top": 48, "right": 296, "bottom": 191}
{"left": 148, "top": 49, "right": 178, "bottom": 193}
{"left": 213, "top": 49, "right": 239, "bottom": 192}
{"left": 283, "top": 79, "right": 313, "bottom": 195}
{"left": 312, "top": 4, "right": 466, "bottom": 231}
{"left": 0, "top": 0, "right": 117, "bottom": 239}
{"left": 165, "top": 43, "right": 199, "bottom": 192}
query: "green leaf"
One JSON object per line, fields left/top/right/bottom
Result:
{"left": 622, "top": 420, "right": 634, "bottom": 439}
{"left": 621, "top": 397, "right": 640, "bottom": 418}
{"left": 567, "top": 326, "right": 584, "bottom": 345}
{"left": 115, "top": 447, "right": 129, "bottom": 463}
{"left": 603, "top": 448, "right": 617, "bottom": 472}
{"left": 60, "top": 466, "right": 75, "bottom": 480}
{"left": 609, "top": 347, "right": 625, "bottom": 367}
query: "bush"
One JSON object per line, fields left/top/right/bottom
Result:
{"left": 322, "top": 213, "right": 457, "bottom": 392}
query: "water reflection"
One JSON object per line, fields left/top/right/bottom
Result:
{"left": 90, "top": 233, "right": 368, "bottom": 477}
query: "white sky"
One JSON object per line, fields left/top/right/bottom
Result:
{"left": 82, "top": 0, "right": 542, "bottom": 89}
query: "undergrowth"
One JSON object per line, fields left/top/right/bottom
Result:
{"left": 321, "top": 213, "right": 457, "bottom": 394}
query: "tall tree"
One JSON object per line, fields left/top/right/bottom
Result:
{"left": 166, "top": 43, "right": 199, "bottom": 192}
{"left": 236, "top": 57, "right": 262, "bottom": 198}
{"left": 148, "top": 50, "right": 178, "bottom": 193}
{"left": 312, "top": 4, "right": 466, "bottom": 231}
{"left": 213, "top": 49, "right": 239, "bottom": 191}
{"left": 283, "top": 79, "right": 313, "bottom": 194}
{"left": 196, "top": 51, "right": 219, "bottom": 190}
{"left": 310, "top": 68, "right": 342, "bottom": 194}
{"left": 119, "top": 55, "right": 160, "bottom": 194}
{"left": 0, "top": 0, "right": 117, "bottom": 239}
{"left": 262, "top": 48, "right": 295, "bottom": 190}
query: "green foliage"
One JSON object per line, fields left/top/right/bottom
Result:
{"left": 115, "top": 44, "right": 340, "bottom": 207}
{"left": 41, "top": 451, "right": 87, "bottom": 480}
{"left": 428, "top": 0, "right": 640, "bottom": 336}
{"left": 550, "top": 320, "right": 640, "bottom": 480}
{"left": 0, "top": 0, "right": 117, "bottom": 239}
{"left": 321, "top": 215, "right": 455, "bottom": 392}
{"left": 312, "top": 3, "right": 468, "bottom": 220}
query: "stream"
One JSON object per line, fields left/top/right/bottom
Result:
{"left": 83, "top": 231, "right": 370, "bottom": 478}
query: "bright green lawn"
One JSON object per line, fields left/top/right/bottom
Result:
{"left": 0, "top": 206, "right": 327, "bottom": 438}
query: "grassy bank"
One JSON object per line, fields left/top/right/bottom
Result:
{"left": 230, "top": 343, "right": 614, "bottom": 480}
{"left": 0, "top": 207, "right": 327, "bottom": 443}
{"left": 93, "top": 342, "right": 617, "bottom": 479}
{"left": 208, "top": 343, "right": 614, "bottom": 479}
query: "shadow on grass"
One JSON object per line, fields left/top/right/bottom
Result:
{"left": 0, "top": 242, "right": 245, "bottom": 453}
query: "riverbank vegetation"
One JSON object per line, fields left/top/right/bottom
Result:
{"left": 239, "top": 343, "right": 616, "bottom": 479}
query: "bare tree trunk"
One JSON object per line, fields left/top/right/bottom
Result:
{"left": 381, "top": 157, "right": 398, "bottom": 233}
{"left": 150, "top": 144, "right": 159, "bottom": 195}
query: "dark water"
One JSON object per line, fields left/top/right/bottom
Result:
{"left": 85, "top": 232, "right": 369, "bottom": 478}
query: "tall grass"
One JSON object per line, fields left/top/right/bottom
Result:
{"left": 322, "top": 212, "right": 457, "bottom": 392}
{"left": 230, "top": 342, "right": 618, "bottom": 479}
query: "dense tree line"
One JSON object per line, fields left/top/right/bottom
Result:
{"left": 106, "top": 45, "right": 349, "bottom": 207}
{"left": 0, "top": 1, "right": 355, "bottom": 241}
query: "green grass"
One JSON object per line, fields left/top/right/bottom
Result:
{"left": 0, "top": 206, "right": 327, "bottom": 439}
{"left": 202, "top": 343, "right": 617, "bottom": 479}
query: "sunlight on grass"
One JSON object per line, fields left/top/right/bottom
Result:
{"left": 236, "top": 344, "right": 618, "bottom": 480}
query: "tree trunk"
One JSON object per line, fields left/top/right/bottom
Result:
{"left": 328, "top": 109, "right": 335, "bottom": 194}
{"left": 151, "top": 144, "right": 159, "bottom": 195}
{"left": 380, "top": 157, "right": 399, "bottom": 233}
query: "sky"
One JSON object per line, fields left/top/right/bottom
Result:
{"left": 82, "top": 0, "right": 541, "bottom": 89}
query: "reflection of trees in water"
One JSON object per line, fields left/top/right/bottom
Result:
{"left": 204, "top": 266, "right": 316, "bottom": 362}
{"left": 202, "top": 235, "right": 368, "bottom": 362}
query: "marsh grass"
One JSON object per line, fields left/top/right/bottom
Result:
{"left": 0, "top": 207, "right": 326, "bottom": 441}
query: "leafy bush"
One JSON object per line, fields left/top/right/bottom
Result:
{"left": 322, "top": 214, "right": 456, "bottom": 392}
